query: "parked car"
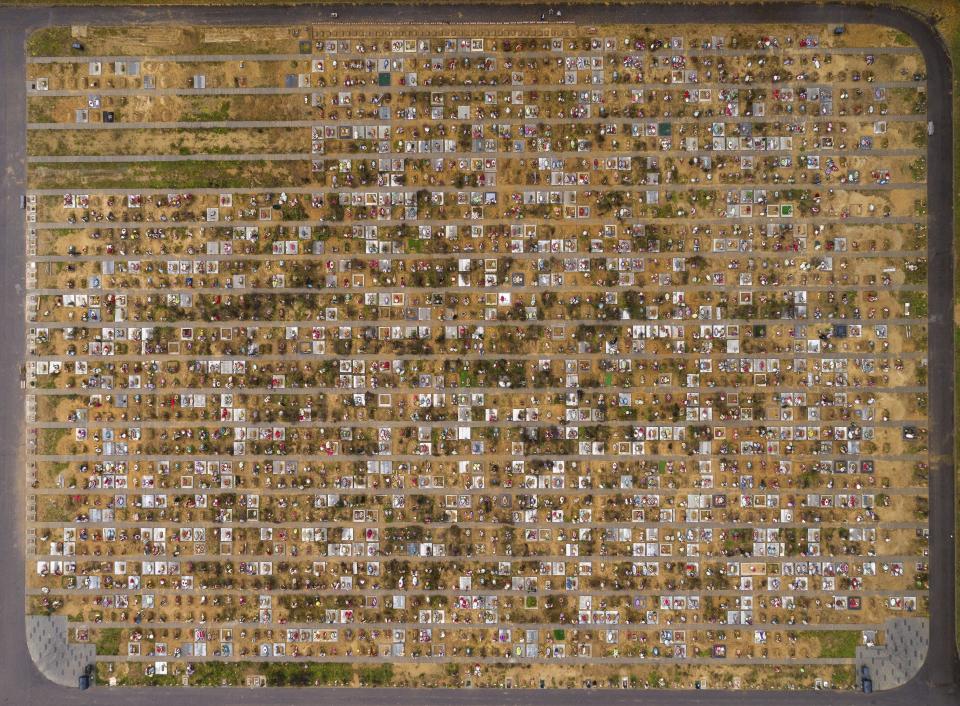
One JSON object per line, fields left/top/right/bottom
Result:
{"left": 78, "top": 664, "right": 93, "bottom": 689}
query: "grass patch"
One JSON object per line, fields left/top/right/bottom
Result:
{"left": 904, "top": 258, "right": 928, "bottom": 284}
{"left": 26, "top": 98, "right": 54, "bottom": 124}
{"left": 28, "top": 127, "right": 306, "bottom": 158}
{"left": 39, "top": 427, "right": 68, "bottom": 454}
{"left": 188, "top": 661, "right": 246, "bottom": 686}
{"left": 95, "top": 628, "right": 122, "bottom": 656}
{"left": 184, "top": 101, "right": 231, "bottom": 123}
{"left": 357, "top": 664, "right": 394, "bottom": 686}
{"left": 830, "top": 666, "right": 856, "bottom": 689}
{"left": 261, "top": 662, "right": 352, "bottom": 686}
{"left": 26, "top": 27, "right": 73, "bottom": 57}
{"left": 801, "top": 630, "right": 860, "bottom": 659}
{"left": 900, "top": 291, "right": 929, "bottom": 317}
{"left": 29, "top": 159, "right": 310, "bottom": 190}
{"left": 45, "top": 461, "right": 68, "bottom": 480}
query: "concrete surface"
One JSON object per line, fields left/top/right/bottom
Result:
{"left": 25, "top": 616, "right": 95, "bottom": 688}
{"left": 857, "top": 617, "right": 930, "bottom": 690}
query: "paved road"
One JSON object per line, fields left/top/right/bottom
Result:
{"left": 28, "top": 510, "right": 927, "bottom": 526}
{"left": 28, "top": 586, "right": 925, "bottom": 599}
{"left": 27, "top": 151, "right": 927, "bottom": 171}
{"left": 87, "top": 654, "right": 857, "bottom": 666}
{"left": 33, "top": 452, "right": 928, "bottom": 463}
{"left": 29, "top": 249, "right": 927, "bottom": 261}
{"left": 30, "top": 417, "right": 926, "bottom": 429}
{"left": 27, "top": 78, "right": 925, "bottom": 98}
{"left": 26, "top": 316, "right": 931, "bottom": 328}
{"left": 24, "top": 44, "right": 924, "bottom": 64}
{"left": 32, "top": 215, "right": 927, "bottom": 227}
{"left": 27, "top": 112, "right": 931, "bottom": 130}
{"left": 28, "top": 147, "right": 926, "bottom": 161}
{"left": 2, "top": 3, "right": 957, "bottom": 706}
{"left": 25, "top": 350, "right": 930, "bottom": 360}
{"left": 28, "top": 383, "right": 927, "bottom": 395}
{"left": 22, "top": 183, "right": 931, "bottom": 194}
{"left": 26, "top": 285, "right": 929, "bottom": 295}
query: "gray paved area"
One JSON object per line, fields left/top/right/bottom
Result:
{"left": 25, "top": 45, "right": 925, "bottom": 64}
{"left": 857, "top": 617, "right": 930, "bottom": 690}
{"left": 25, "top": 616, "right": 95, "bottom": 688}
{"left": 23, "top": 78, "right": 929, "bottom": 98}
{"left": 28, "top": 148, "right": 928, "bottom": 162}
{"left": 27, "top": 113, "right": 931, "bottom": 130}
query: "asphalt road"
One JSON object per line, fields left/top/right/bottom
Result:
{"left": 2, "top": 3, "right": 957, "bottom": 705}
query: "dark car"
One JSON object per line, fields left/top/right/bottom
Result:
{"left": 79, "top": 663, "right": 94, "bottom": 689}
